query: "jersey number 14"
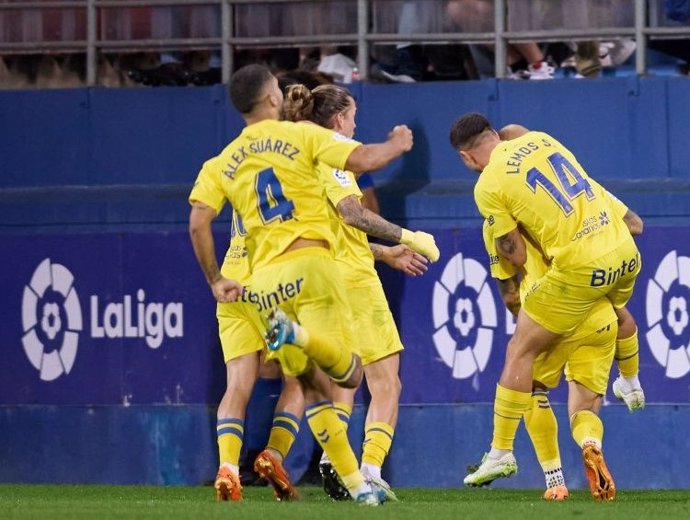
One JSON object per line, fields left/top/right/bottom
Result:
{"left": 526, "top": 152, "right": 595, "bottom": 216}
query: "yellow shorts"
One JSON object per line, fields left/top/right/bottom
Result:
{"left": 346, "top": 282, "right": 403, "bottom": 365}
{"left": 216, "top": 299, "right": 265, "bottom": 363}
{"left": 532, "top": 318, "right": 617, "bottom": 395}
{"left": 251, "top": 247, "right": 353, "bottom": 378}
{"left": 524, "top": 236, "right": 640, "bottom": 335}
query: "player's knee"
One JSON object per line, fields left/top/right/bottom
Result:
{"left": 506, "top": 336, "right": 543, "bottom": 362}
{"left": 369, "top": 372, "right": 402, "bottom": 400}
{"left": 335, "top": 355, "right": 363, "bottom": 389}
{"left": 224, "top": 381, "right": 253, "bottom": 404}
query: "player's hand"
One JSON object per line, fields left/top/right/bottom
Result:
{"left": 400, "top": 229, "right": 440, "bottom": 263}
{"left": 384, "top": 244, "right": 429, "bottom": 276}
{"left": 211, "top": 277, "right": 243, "bottom": 303}
{"left": 388, "top": 125, "right": 413, "bottom": 152}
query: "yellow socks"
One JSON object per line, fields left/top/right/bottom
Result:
{"left": 293, "top": 326, "right": 357, "bottom": 384}
{"left": 362, "top": 422, "right": 394, "bottom": 468}
{"left": 616, "top": 330, "right": 639, "bottom": 378}
{"left": 492, "top": 384, "right": 532, "bottom": 450}
{"left": 306, "top": 400, "right": 362, "bottom": 491}
{"left": 524, "top": 390, "right": 565, "bottom": 488}
{"left": 266, "top": 411, "right": 300, "bottom": 459}
{"left": 333, "top": 402, "right": 352, "bottom": 428}
{"left": 571, "top": 410, "right": 604, "bottom": 448}
{"left": 217, "top": 418, "right": 244, "bottom": 471}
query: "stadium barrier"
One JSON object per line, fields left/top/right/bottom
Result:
{"left": 2, "top": 227, "right": 690, "bottom": 487}
{"left": 2, "top": 78, "right": 690, "bottom": 487}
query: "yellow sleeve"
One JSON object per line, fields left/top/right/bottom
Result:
{"left": 317, "top": 163, "right": 362, "bottom": 208}
{"left": 474, "top": 171, "right": 517, "bottom": 239}
{"left": 188, "top": 156, "right": 227, "bottom": 214}
{"left": 300, "top": 122, "right": 362, "bottom": 171}
{"left": 482, "top": 220, "right": 516, "bottom": 280}
{"left": 603, "top": 188, "right": 629, "bottom": 221}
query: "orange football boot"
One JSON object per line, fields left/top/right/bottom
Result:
{"left": 582, "top": 444, "right": 616, "bottom": 501}
{"left": 254, "top": 449, "right": 299, "bottom": 501}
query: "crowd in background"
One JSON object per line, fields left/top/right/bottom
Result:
{"left": 1, "top": 0, "right": 690, "bottom": 89}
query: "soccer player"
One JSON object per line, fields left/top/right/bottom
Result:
{"left": 188, "top": 201, "right": 424, "bottom": 503}
{"left": 499, "top": 124, "right": 645, "bottom": 412}
{"left": 189, "top": 63, "right": 416, "bottom": 506}
{"left": 449, "top": 113, "right": 642, "bottom": 496}
{"left": 476, "top": 221, "right": 618, "bottom": 500}
{"left": 188, "top": 187, "right": 307, "bottom": 502}
{"left": 279, "top": 83, "right": 438, "bottom": 500}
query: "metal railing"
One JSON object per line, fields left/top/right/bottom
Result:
{"left": 1, "top": 0, "right": 690, "bottom": 85}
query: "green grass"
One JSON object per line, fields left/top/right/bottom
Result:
{"left": 1, "top": 485, "right": 690, "bottom": 520}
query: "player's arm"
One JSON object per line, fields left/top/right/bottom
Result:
{"left": 495, "top": 228, "right": 527, "bottom": 267}
{"left": 623, "top": 208, "right": 644, "bottom": 236}
{"left": 344, "top": 125, "right": 413, "bottom": 174}
{"left": 371, "top": 243, "right": 428, "bottom": 276}
{"left": 189, "top": 201, "right": 242, "bottom": 303}
{"left": 336, "top": 194, "right": 440, "bottom": 262}
{"left": 496, "top": 275, "right": 521, "bottom": 316}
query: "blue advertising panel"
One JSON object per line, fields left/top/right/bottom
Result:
{"left": 0, "top": 232, "right": 223, "bottom": 405}
{"left": 2, "top": 228, "right": 690, "bottom": 405}
{"left": 396, "top": 226, "right": 690, "bottom": 404}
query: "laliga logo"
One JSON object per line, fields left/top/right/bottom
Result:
{"left": 22, "top": 259, "right": 82, "bottom": 381}
{"left": 646, "top": 250, "right": 690, "bottom": 378}
{"left": 432, "top": 252, "right": 497, "bottom": 379}
{"left": 21, "top": 258, "right": 184, "bottom": 381}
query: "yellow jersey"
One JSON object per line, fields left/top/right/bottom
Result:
{"left": 475, "top": 131, "right": 631, "bottom": 270}
{"left": 317, "top": 164, "right": 379, "bottom": 287}
{"left": 482, "top": 221, "right": 616, "bottom": 332}
{"left": 195, "top": 119, "right": 361, "bottom": 271}
{"left": 189, "top": 155, "right": 251, "bottom": 285}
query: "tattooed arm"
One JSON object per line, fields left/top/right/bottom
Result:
{"left": 496, "top": 275, "right": 521, "bottom": 316}
{"left": 494, "top": 227, "right": 527, "bottom": 267}
{"left": 336, "top": 195, "right": 402, "bottom": 243}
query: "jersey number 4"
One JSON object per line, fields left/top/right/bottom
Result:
{"left": 526, "top": 152, "right": 595, "bottom": 216}
{"left": 255, "top": 168, "right": 295, "bottom": 224}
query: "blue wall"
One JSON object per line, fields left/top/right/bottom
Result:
{"left": 3, "top": 79, "right": 690, "bottom": 488}
{"left": 3, "top": 78, "right": 690, "bottom": 189}
{"left": 2, "top": 403, "right": 688, "bottom": 489}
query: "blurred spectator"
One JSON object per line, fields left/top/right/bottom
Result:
{"left": 371, "top": 0, "right": 475, "bottom": 82}
{"left": 646, "top": 0, "right": 690, "bottom": 72}
{"left": 446, "top": 0, "right": 554, "bottom": 79}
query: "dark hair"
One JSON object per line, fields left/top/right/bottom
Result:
{"left": 228, "top": 64, "right": 274, "bottom": 114}
{"left": 283, "top": 84, "right": 353, "bottom": 129}
{"left": 277, "top": 69, "right": 333, "bottom": 92}
{"left": 449, "top": 112, "right": 492, "bottom": 150}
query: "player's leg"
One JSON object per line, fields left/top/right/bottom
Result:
{"left": 361, "top": 354, "right": 400, "bottom": 481}
{"left": 254, "top": 366, "right": 303, "bottom": 501}
{"left": 266, "top": 308, "right": 362, "bottom": 388}
{"left": 465, "top": 309, "right": 559, "bottom": 486}
{"left": 603, "top": 240, "right": 643, "bottom": 410}
{"left": 568, "top": 380, "right": 615, "bottom": 501}
{"left": 524, "top": 346, "right": 569, "bottom": 500}
{"left": 214, "top": 302, "right": 264, "bottom": 502}
{"left": 524, "top": 385, "right": 568, "bottom": 501}
{"left": 262, "top": 250, "right": 363, "bottom": 389}
{"left": 566, "top": 321, "right": 617, "bottom": 501}
{"left": 215, "top": 350, "right": 260, "bottom": 502}
{"left": 319, "top": 383, "right": 356, "bottom": 500}
{"left": 299, "top": 365, "right": 386, "bottom": 505}
{"left": 612, "top": 306, "right": 645, "bottom": 411}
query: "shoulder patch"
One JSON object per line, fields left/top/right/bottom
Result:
{"left": 332, "top": 169, "right": 352, "bottom": 187}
